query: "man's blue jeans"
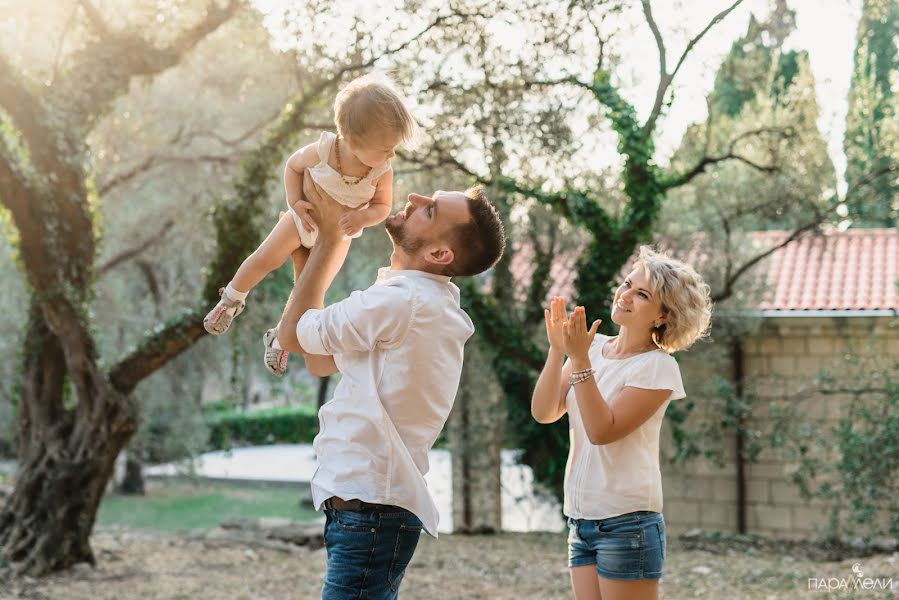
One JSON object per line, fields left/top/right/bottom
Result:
{"left": 322, "top": 504, "right": 423, "bottom": 599}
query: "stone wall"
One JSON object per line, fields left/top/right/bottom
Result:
{"left": 661, "top": 315, "right": 898, "bottom": 538}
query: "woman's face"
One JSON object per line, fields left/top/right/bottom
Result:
{"left": 610, "top": 268, "right": 665, "bottom": 330}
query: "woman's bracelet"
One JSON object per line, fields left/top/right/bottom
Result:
{"left": 568, "top": 368, "right": 595, "bottom": 386}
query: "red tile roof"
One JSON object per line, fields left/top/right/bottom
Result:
{"left": 505, "top": 228, "right": 898, "bottom": 313}
{"left": 750, "top": 228, "right": 897, "bottom": 311}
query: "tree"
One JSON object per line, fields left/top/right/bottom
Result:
{"left": 392, "top": 0, "right": 596, "bottom": 528}
{"left": 0, "top": 0, "right": 246, "bottom": 574}
{"left": 0, "top": 0, "right": 477, "bottom": 573}
{"left": 662, "top": 0, "right": 837, "bottom": 297}
{"left": 843, "top": 0, "right": 899, "bottom": 227}
{"left": 402, "top": 0, "right": 813, "bottom": 496}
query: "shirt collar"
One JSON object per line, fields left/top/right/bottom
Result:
{"left": 377, "top": 267, "right": 452, "bottom": 284}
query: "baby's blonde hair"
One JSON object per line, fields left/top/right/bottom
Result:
{"left": 634, "top": 246, "right": 712, "bottom": 353}
{"left": 334, "top": 73, "right": 416, "bottom": 145}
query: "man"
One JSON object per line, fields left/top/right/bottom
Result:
{"left": 277, "top": 172, "right": 505, "bottom": 599}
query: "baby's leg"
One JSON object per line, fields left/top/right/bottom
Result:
{"left": 263, "top": 238, "right": 350, "bottom": 375}
{"left": 232, "top": 213, "right": 302, "bottom": 292}
{"left": 205, "top": 214, "right": 303, "bottom": 335}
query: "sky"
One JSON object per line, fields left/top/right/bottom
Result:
{"left": 253, "top": 0, "right": 863, "bottom": 194}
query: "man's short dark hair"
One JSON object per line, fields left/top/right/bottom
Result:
{"left": 445, "top": 186, "right": 505, "bottom": 277}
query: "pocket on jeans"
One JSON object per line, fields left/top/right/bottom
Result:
{"left": 388, "top": 523, "right": 422, "bottom": 591}
{"left": 595, "top": 529, "right": 644, "bottom": 576}
{"left": 334, "top": 510, "right": 377, "bottom": 533}
{"left": 656, "top": 521, "right": 666, "bottom": 561}
{"left": 567, "top": 520, "right": 582, "bottom": 546}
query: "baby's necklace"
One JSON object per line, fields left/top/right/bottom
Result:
{"left": 335, "top": 136, "right": 371, "bottom": 185}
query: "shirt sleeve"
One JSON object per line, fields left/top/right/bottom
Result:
{"left": 296, "top": 279, "right": 415, "bottom": 356}
{"left": 624, "top": 354, "right": 686, "bottom": 401}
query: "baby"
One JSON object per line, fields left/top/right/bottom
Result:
{"left": 203, "top": 73, "right": 416, "bottom": 376}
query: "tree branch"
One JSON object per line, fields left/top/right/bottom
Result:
{"left": 98, "top": 153, "right": 241, "bottom": 196}
{"left": 108, "top": 309, "right": 208, "bottom": 394}
{"left": 97, "top": 220, "right": 174, "bottom": 275}
{"left": 641, "top": 0, "right": 669, "bottom": 136}
{"left": 398, "top": 146, "right": 578, "bottom": 221}
{"left": 844, "top": 160, "right": 898, "bottom": 203}
{"left": 0, "top": 53, "right": 59, "bottom": 171}
{"left": 181, "top": 109, "right": 287, "bottom": 148}
{"left": 169, "top": 0, "right": 241, "bottom": 55}
{"left": 59, "top": 0, "right": 241, "bottom": 129}
{"left": 662, "top": 126, "right": 791, "bottom": 190}
{"left": 98, "top": 111, "right": 286, "bottom": 196}
{"left": 670, "top": 0, "right": 744, "bottom": 82}
{"left": 666, "top": 153, "right": 777, "bottom": 189}
{"left": 710, "top": 217, "right": 824, "bottom": 303}
{"left": 77, "top": 0, "right": 111, "bottom": 37}
{"left": 309, "top": 8, "right": 473, "bottom": 88}
{"left": 641, "top": 0, "right": 744, "bottom": 137}
{"left": 50, "top": 4, "right": 80, "bottom": 84}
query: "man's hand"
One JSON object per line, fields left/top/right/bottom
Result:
{"left": 339, "top": 211, "right": 364, "bottom": 237}
{"left": 279, "top": 211, "right": 309, "bottom": 279}
{"left": 302, "top": 171, "right": 348, "bottom": 241}
{"left": 291, "top": 199, "right": 316, "bottom": 233}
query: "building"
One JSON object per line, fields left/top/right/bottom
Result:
{"left": 663, "top": 228, "right": 898, "bottom": 537}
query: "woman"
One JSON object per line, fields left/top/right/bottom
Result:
{"left": 532, "top": 246, "right": 712, "bottom": 600}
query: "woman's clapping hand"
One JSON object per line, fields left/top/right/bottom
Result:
{"left": 544, "top": 296, "right": 568, "bottom": 351}
{"left": 562, "top": 305, "right": 602, "bottom": 363}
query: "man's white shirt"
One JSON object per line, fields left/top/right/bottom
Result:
{"left": 297, "top": 267, "right": 474, "bottom": 536}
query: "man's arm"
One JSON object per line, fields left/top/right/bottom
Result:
{"left": 286, "top": 244, "right": 338, "bottom": 377}
{"left": 277, "top": 235, "right": 351, "bottom": 355}
{"left": 277, "top": 173, "right": 351, "bottom": 354}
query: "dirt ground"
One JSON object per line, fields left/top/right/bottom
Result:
{"left": 2, "top": 528, "right": 897, "bottom": 599}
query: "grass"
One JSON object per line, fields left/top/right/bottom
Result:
{"left": 97, "top": 479, "right": 320, "bottom": 532}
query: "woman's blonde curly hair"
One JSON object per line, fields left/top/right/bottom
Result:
{"left": 634, "top": 246, "right": 712, "bottom": 354}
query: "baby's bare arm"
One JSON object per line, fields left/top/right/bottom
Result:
{"left": 284, "top": 143, "right": 320, "bottom": 230}
{"left": 355, "top": 169, "right": 394, "bottom": 227}
{"left": 353, "top": 202, "right": 392, "bottom": 228}
{"left": 284, "top": 144, "right": 319, "bottom": 201}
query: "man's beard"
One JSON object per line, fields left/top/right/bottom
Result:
{"left": 385, "top": 214, "right": 427, "bottom": 255}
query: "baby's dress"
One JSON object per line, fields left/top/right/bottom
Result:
{"left": 291, "top": 131, "right": 392, "bottom": 248}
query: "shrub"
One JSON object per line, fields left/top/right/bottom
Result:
{"left": 207, "top": 405, "right": 319, "bottom": 450}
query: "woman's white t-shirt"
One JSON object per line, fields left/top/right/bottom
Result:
{"left": 563, "top": 334, "right": 686, "bottom": 520}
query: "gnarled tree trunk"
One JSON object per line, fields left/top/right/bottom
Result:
{"left": 0, "top": 302, "right": 138, "bottom": 573}
{"left": 0, "top": 0, "right": 242, "bottom": 575}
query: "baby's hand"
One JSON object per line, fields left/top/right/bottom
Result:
{"left": 339, "top": 211, "right": 363, "bottom": 237}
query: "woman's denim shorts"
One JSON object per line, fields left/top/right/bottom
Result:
{"left": 567, "top": 510, "right": 666, "bottom": 581}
